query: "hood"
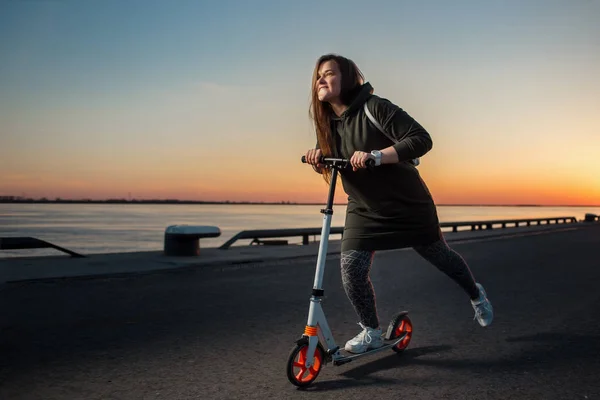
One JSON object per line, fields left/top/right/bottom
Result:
{"left": 339, "top": 82, "right": 374, "bottom": 118}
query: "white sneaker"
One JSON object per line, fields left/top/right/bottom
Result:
{"left": 471, "top": 283, "right": 494, "bottom": 327}
{"left": 344, "top": 322, "right": 384, "bottom": 353}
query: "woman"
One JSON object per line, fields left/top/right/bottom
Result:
{"left": 304, "top": 54, "right": 494, "bottom": 354}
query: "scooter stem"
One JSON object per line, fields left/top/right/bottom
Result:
{"left": 312, "top": 167, "right": 339, "bottom": 291}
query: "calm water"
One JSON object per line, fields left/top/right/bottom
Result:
{"left": 1, "top": 203, "right": 598, "bottom": 258}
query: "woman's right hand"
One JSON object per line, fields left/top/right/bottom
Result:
{"left": 305, "top": 148, "right": 324, "bottom": 173}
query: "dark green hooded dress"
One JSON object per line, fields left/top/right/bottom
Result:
{"left": 320, "top": 82, "right": 443, "bottom": 252}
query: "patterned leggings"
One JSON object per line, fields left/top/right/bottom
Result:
{"left": 340, "top": 238, "right": 479, "bottom": 329}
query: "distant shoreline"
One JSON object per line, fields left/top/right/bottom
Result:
{"left": 0, "top": 199, "right": 598, "bottom": 207}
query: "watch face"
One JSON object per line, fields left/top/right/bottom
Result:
{"left": 371, "top": 150, "right": 382, "bottom": 165}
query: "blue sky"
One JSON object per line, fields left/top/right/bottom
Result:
{"left": 4, "top": 0, "right": 597, "bottom": 104}
{"left": 1, "top": 0, "right": 599, "bottom": 204}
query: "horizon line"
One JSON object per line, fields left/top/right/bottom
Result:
{"left": 0, "top": 197, "right": 598, "bottom": 208}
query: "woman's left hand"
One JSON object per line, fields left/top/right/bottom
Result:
{"left": 350, "top": 151, "right": 371, "bottom": 171}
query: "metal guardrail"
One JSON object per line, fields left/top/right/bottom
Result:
{"left": 440, "top": 216, "right": 578, "bottom": 232}
{"left": 218, "top": 216, "right": 578, "bottom": 249}
{"left": 219, "top": 227, "right": 344, "bottom": 249}
{"left": 0, "top": 237, "right": 85, "bottom": 258}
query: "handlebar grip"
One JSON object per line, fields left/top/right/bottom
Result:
{"left": 302, "top": 155, "right": 325, "bottom": 163}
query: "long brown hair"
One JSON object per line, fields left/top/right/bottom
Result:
{"left": 309, "top": 54, "right": 365, "bottom": 183}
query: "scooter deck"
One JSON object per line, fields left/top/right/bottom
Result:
{"left": 332, "top": 334, "right": 408, "bottom": 365}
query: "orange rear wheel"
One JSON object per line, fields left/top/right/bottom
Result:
{"left": 286, "top": 342, "right": 325, "bottom": 387}
{"left": 391, "top": 314, "right": 413, "bottom": 353}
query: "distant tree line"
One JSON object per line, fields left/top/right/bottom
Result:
{"left": 0, "top": 196, "right": 316, "bottom": 205}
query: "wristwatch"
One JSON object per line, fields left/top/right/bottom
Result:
{"left": 370, "top": 150, "right": 382, "bottom": 166}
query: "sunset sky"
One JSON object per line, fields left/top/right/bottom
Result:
{"left": 1, "top": 0, "right": 599, "bottom": 205}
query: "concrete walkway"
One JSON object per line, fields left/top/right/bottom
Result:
{"left": 1, "top": 221, "right": 594, "bottom": 284}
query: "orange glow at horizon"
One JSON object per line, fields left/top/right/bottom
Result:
{"left": 2, "top": 115, "right": 599, "bottom": 206}
{"left": 2, "top": 159, "right": 599, "bottom": 206}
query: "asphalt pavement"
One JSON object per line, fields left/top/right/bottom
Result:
{"left": 1, "top": 224, "right": 599, "bottom": 399}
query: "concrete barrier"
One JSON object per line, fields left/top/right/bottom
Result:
{"left": 163, "top": 225, "right": 221, "bottom": 256}
{"left": 584, "top": 213, "right": 598, "bottom": 222}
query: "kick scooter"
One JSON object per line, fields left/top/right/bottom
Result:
{"left": 286, "top": 155, "right": 413, "bottom": 387}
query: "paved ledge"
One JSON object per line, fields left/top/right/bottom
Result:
{"left": 0, "top": 222, "right": 596, "bottom": 284}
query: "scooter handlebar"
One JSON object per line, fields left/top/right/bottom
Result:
{"left": 301, "top": 155, "right": 375, "bottom": 168}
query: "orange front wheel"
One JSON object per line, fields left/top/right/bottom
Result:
{"left": 286, "top": 342, "right": 325, "bottom": 387}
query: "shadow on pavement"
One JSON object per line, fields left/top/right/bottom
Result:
{"left": 395, "top": 332, "right": 600, "bottom": 373}
{"left": 297, "top": 376, "right": 400, "bottom": 392}
{"left": 296, "top": 331, "right": 600, "bottom": 392}
{"left": 342, "top": 345, "right": 454, "bottom": 379}
{"left": 297, "top": 345, "right": 453, "bottom": 392}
